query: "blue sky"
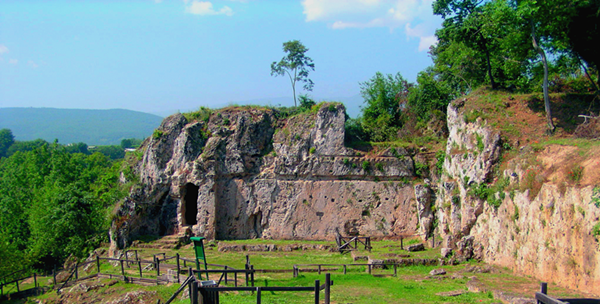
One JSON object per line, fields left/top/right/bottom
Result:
{"left": 0, "top": 0, "right": 441, "bottom": 117}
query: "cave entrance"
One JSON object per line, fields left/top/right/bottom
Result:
{"left": 182, "top": 183, "right": 199, "bottom": 226}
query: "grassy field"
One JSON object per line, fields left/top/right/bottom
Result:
{"left": 2, "top": 238, "right": 589, "bottom": 304}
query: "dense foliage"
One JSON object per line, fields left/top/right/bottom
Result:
{"left": 0, "top": 140, "right": 130, "bottom": 276}
{"left": 351, "top": 0, "right": 600, "bottom": 142}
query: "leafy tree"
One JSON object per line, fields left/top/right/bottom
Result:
{"left": 298, "top": 94, "right": 316, "bottom": 110}
{"left": 408, "top": 68, "right": 454, "bottom": 121}
{"left": 0, "top": 129, "right": 15, "bottom": 158}
{"left": 271, "top": 40, "right": 315, "bottom": 107}
{"left": 6, "top": 139, "right": 48, "bottom": 157}
{"left": 568, "top": 1, "right": 600, "bottom": 86}
{"left": 0, "top": 144, "right": 126, "bottom": 270}
{"left": 359, "top": 72, "right": 410, "bottom": 142}
{"left": 433, "top": 0, "right": 531, "bottom": 91}
{"left": 65, "top": 142, "right": 89, "bottom": 154}
{"left": 120, "top": 138, "right": 143, "bottom": 149}
{"left": 434, "top": 0, "right": 500, "bottom": 89}
{"left": 93, "top": 145, "right": 125, "bottom": 160}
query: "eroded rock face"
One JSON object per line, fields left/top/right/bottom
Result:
{"left": 111, "top": 104, "right": 430, "bottom": 252}
{"left": 435, "top": 99, "right": 600, "bottom": 295}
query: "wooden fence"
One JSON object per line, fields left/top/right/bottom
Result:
{"left": 293, "top": 262, "right": 406, "bottom": 277}
{"left": 0, "top": 268, "right": 44, "bottom": 299}
{"left": 162, "top": 272, "right": 333, "bottom": 304}
{"left": 335, "top": 235, "right": 372, "bottom": 253}
{"left": 535, "top": 282, "right": 600, "bottom": 304}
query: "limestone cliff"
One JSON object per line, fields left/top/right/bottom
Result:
{"left": 111, "top": 104, "right": 433, "bottom": 251}
{"left": 435, "top": 99, "right": 600, "bottom": 294}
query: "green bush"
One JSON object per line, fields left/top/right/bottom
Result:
{"left": 415, "top": 161, "right": 428, "bottom": 177}
{"left": 152, "top": 130, "right": 163, "bottom": 140}
{"left": 362, "top": 161, "right": 371, "bottom": 172}
{"left": 592, "top": 222, "right": 600, "bottom": 240}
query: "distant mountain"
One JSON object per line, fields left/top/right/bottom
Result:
{"left": 0, "top": 108, "right": 163, "bottom": 145}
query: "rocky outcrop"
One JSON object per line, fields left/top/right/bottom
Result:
{"left": 435, "top": 99, "right": 600, "bottom": 294}
{"left": 111, "top": 103, "right": 431, "bottom": 253}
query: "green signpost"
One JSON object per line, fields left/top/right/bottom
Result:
{"left": 190, "top": 236, "right": 208, "bottom": 280}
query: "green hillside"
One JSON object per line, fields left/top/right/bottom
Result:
{"left": 0, "top": 107, "right": 163, "bottom": 145}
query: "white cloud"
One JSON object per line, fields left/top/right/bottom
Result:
{"left": 28, "top": 60, "right": 38, "bottom": 68}
{"left": 185, "top": 1, "right": 233, "bottom": 16}
{"left": 9, "top": 59, "right": 18, "bottom": 65}
{"left": 302, "top": 0, "right": 382, "bottom": 22}
{"left": 301, "top": 0, "right": 441, "bottom": 52}
{"left": 0, "top": 44, "right": 8, "bottom": 55}
{"left": 417, "top": 35, "right": 437, "bottom": 51}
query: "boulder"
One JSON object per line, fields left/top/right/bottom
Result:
{"left": 429, "top": 268, "right": 447, "bottom": 276}
{"left": 407, "top": 243, "right": 425, "bottom": 252}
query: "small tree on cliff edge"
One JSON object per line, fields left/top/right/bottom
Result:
{"left": 271, "top": 40, "right": 315, "bottom": 107}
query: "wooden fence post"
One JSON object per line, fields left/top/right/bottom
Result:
{"left": 318, "top": 265, "right": 321, "bottom": 275}
{"left": 325, "top": 273, "right": 331, "bottom": 304}
{"left": 96, "top": 256, "right": 101, "bottom": 274}
{"left": 251, "top": 265, "right": 255, "bottom": 287}
{"left": 257, "top": 287, "right": 262, "bottom": 304}
{"left": 393, "top": 264, "right": 397, "bottom": 277}
{"left": 120, "top": 260, "right": 125, "bottom": 276}
{"left": 155, "top": 257, "right": 160, "bottom": 278}
{"left": 343, "top": 265, "right": 347, "bottom": 275}
{"left": 314, "top": 279, "right": 320, "bottom": 304}
{"left": 224, "top": 266, "right": 228, "bottom": 284}
{"left": 191, "top": 281, "right": 198, "bottom": 304}
{"left": 368, "top": 264, "right": 372, "bottom": 274}
{"left": 540, "top": 282, "right": 547, "bottom": 294}
{"left": 245, "top": 264, "right": 249, "bottom": 286}
{"left": 400, "top": 237, "right": 404, "bottom": 250}
{"left": 176, "top": 253, "right": 180, "bottom": 283}
{"left": 75, "top": 262, "right": 79, "bottom": 280}
{"left": 138, "top": 261, "right": 143, "bottom": 278}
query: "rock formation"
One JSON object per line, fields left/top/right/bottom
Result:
{"left": 111, "top": 104, "right": 433, "bottom": 251}
{"left": 435, "top": 99, "right": 600, "bottom": 294}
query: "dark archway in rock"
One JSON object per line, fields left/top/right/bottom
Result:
{"left": 182, "top": 183, "right": 199, "bottom": 226}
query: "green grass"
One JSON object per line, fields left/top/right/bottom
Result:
{"left": 530, "top": 138, "right": 600, "bottom": 154}
{"left": 7, "top": 239, "right": 590, "bottom": 304}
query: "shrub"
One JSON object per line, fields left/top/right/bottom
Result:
{"left": 592, "top": 187, "right": 600, "bottom": 208}
{"left": 593, "top": 222, "right": 600, "bottom": 240}
{"left": 309, "top": 147, "right": 316, "bottom": 154}
{"left": 375, "top": 162, "right": 384, "bottom": 172}
{"left": 152, "top": 130, "right": 163, "bottom": 140}
{"left": 568, "top": 165, "right": 584, "bottom": 183}
{"left": 469, "top": 182, "right": 490, "bottom": 200}
{"left": 435, "top": 150, "right": 446, "bottom": 174}
{"left": 415, "top": 161, "right": 428, "bottom": 177}
{"left": 475, "top": 133, "right": 484, "bottom": 152}
{"left": 362, "top": 161, "right": 371, "bottom": 172}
